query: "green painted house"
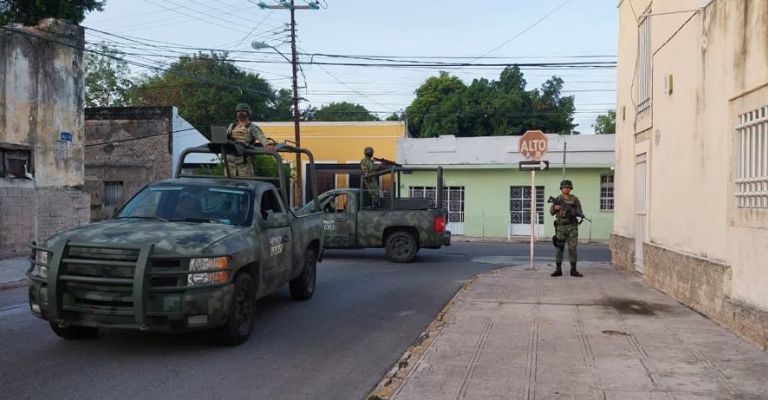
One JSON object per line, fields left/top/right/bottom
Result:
{"left": 396, "top": 134, "right": 615, "bottom": 241}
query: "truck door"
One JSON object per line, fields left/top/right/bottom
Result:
{"left": 322, "top": 192, "right": 357, "bottom": 248}
{"left": 258, "top": 188, "right": 293, "bottom": 286}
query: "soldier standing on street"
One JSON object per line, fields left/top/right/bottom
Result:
{"left": 227, "top": 103, "right": 273, "bottom": 177}
{"left": 360, "top": 146, "right": 380, "bottom": 207}
{"left": 550, "top": 179, "right": 584, "bottom": 277}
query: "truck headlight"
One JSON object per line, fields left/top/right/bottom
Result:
{"left": 188, "top": 257, "right": 229, "bottom": 286}
{"left": 31, "top": 250, "right": 49, "bottom": 278}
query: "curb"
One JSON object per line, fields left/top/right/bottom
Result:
{"left": 366, "top": 275, "right": 478, "bottom": 400}
{"left": 0, "top": 278, "right": 29, "bottom": 291}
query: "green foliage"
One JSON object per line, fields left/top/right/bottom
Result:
{"left": 197, "top": 155, "right": 291, "bottom": 178}
{"left": 385, "top": 112, "right": 403, "bottom": 121}
{"left": 128, "top": 53, "right": 275, "bottom": 135}
{"left": 593, "top": 109, "right": 616, "bottom": 134}
{"left": 405, "top": 67, "right": 577, "bottom": 137}
{"left": 0, "top": 0, "right": 105, "bottom": 25}
{"left": 264, "top": 88, "right": 294, "bottom": 121}
{"left": 84, "top": 44, "right": 133, "bottom": 107}
{"left": 305, "top": 102, "right": 379, "bottom": 122}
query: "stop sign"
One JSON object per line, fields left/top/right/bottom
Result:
{"left": 518, "top": 130, "right": 548, "bottom": 160}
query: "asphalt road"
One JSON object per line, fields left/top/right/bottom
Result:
{"left": 0, "top": 242, "right": 609, "bottom": 400}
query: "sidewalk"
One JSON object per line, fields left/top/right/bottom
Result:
{"left": 373, "top": 263, "right": 768, "bottom": 400}
{"left": 0, "top": 256, "right": 29, "bottom": 290}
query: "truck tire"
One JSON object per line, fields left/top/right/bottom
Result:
{"left": 290, "top": 247, "right": 317, "bottom": 301}
{"left": 49, "top": 322, "right": 99, "bottom": 340}
{"left": 217, "top": 272, "right": 256, "bottom": 346}
{"left": 385, "top": 231, "right": 418, "bottom": 263}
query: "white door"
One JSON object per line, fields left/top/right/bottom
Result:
{"left": 509, "top": 186, "right": 544, "bottom": 237}
{"left": 635, "top": 154, "right": 647, "bottom": 273}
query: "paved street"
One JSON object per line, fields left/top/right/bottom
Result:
{"left": 0, "top": 242, "right": 607, "bottom": 400}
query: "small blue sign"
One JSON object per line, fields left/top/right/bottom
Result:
{"left": 60, "top": 132, "right": 73, "bottom": 142}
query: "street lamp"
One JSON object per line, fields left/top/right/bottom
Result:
{"left": 252, "top": 40, "right": 303, "bottom": 208}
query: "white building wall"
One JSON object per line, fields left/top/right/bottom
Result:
{"left": 171, "top": 107, "right": 216, "bottom": 173}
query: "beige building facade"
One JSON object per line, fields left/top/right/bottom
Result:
{"left": 612, "top": 0, "right": 768, "bottom": 349}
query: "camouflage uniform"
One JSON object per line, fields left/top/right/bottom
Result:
{"left": 227, "top": 104, "right": 271, "bottom": 177}
{"left": 361, "top": 148, "right": 380, "bottom": 206}
{"left": 550, "top": 191, "right": 583, "bottom": 275}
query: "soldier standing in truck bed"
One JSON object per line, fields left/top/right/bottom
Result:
{"left": 360, "top": 146, "right": 380, "bottom": 207}
{"left": 227, "top": 103, "right": 273, "bottom": 177}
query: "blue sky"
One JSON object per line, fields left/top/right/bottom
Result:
{"left": 83, "top": 0, "right": 618, "bottom": 134}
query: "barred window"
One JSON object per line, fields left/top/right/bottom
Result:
{"left": 0, "top": 147, "right": 33, "bottom": 179}
{"left": 104, "top": 181, "right": 124, "bottom": 207}
{"left": 637, "top": 5, "right": 653, "bottom": 118}
{"left": 600, "top": 174, "right": 614, "bottom": 211}
{"left": 736, "top": 106, "right": 768, "bottom": 208}
{"left": 410, "top": 186, "right": 465, "bottom": 223}
{"left": 509, "top": 186, "right": 544, "bottom": 224}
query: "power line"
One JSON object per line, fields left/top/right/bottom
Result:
{"left": 3, "top": 26, "right": 277, "bottom": 98}
{"left": 453, "top": 0, "right": 577, "bottom": 71}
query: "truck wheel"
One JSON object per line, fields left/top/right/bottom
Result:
{"left": 217, "top": 273, "right": 256, "bottom": 346}
{"left": 386, "top": 231, "right": 418, "bottom": 263}
{"left": 290, "top": 247, "right": 317, "bottom": 301}
{"left": 49, "top": 322, "right": 99, "bottom": 340}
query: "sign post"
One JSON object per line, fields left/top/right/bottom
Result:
{"left": 518, "top": 130, "right": 549, "bottom": 271}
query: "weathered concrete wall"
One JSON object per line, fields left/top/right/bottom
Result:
{"left": 0, "top": 19, "right": 86, "bottom": 187}
{"left": 0, "top": 19, "right": 89, "bottom": 257}
{"left": 609, "top": 233, "right": 634, "bottom": 272}
{"left": 85, "top": 107, "right": 173, "bottom": 220}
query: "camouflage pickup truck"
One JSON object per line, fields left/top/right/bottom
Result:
{"left": 299, "top": 167, "right": 450, "bottom": 263}
{"left": 27, "top": 142, "right": 323, "bottom": 345}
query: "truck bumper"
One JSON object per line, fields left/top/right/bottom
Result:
{"left": 27, "top": 241, "right": 235, "bottom": 333}
{"left": 423, "top": 231, "right": 451, "bottom": 249}
{"left": 29, "top": 279, "right": 234, "bottom": 332}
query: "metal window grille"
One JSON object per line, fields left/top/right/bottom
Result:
{"left": 509, "top": 186, "right": 544, "bottom": 224}
{"left": 637, "top": 5, "right": 653, "bottom": 117}
{"left": 736, "top": 106, "right": 768, "bottom": 208}
{"left": 410, "top": 186, "right": 465, "bottom": 223}
{"left": 104, "top": 181, "right": 124, "bottom": 207}
{"left": 600, "top": 174, "right": 614, "bottom": 211}
{"left": 0, "top": 149, "right": 32, "bottom": 178}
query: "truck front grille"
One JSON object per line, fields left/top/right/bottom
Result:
{"left": 59, "top": 245, "right": 141, "bottom": 316}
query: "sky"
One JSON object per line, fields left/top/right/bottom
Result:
{"left": 83, "top": 0, "right": 618, "bottom": 134}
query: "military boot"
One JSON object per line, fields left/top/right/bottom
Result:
{"left": 570, "top": 262, "right": 583, "bottom": 277}
{"left": 551, "top": 263, "right": 563, "bottom": 277}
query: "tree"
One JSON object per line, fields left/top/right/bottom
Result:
{"left": 128, "top": 53, "right": 275, "bottom": 135}
{"left": 84, "top": 44, "right": 134, "bottom": 107}
{"left": 405, "top": 66, "right": 577, "bottom": 137}
{"left": 0, "top": 0, "right": 105, "bottom": 26}
{"left": 263, "top": 89, "right": 294, "bottom": 121}
{"left": 385, "top": 112, "right": 404, "bottom": 121}
{"left": 593, "top": 110, "right": 616, "bottom": 134}
{"left": 405, "top": 72, "right": 466, "bottom": 137}
{"left": 306, "top": 102, "right": 379, "bottom": 122}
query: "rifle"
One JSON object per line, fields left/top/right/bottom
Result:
{"left": 547, "top": 196, "right": 591, "bottom": 224}
{"left": 373, "top": 157, "right": 402, "bottom": 168}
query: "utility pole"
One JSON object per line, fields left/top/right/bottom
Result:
{"left": 258, "top": 1, "right": 319, "bottom": 207}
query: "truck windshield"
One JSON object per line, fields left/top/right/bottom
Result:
{"left": 117, "top": 185, "right": 253, "bottom": 226}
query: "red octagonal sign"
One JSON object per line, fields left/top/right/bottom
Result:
{"left": 518, "top": 130, "right": 548, "bottom": 161}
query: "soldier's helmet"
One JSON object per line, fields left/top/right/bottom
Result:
{"left": 560, "top": 179, "right": 573, "bottom": 189}
{"left": 235, "top": 103, "right": 252, "bottom": 115}
{"left": 364, "top": 146, "right": 374, "bottom": 157}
